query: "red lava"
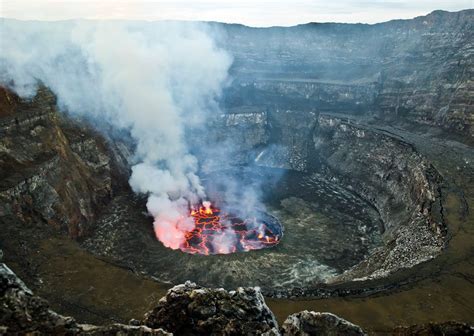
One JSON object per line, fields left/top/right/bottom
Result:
{"left": 181, "top": 202, "right": 281, "bottom": 255}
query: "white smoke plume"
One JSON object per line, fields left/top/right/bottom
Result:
{"left": 0, "top": 19, "right": 232, "bottom": 249}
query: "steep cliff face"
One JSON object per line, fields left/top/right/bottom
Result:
{"left": 221, "top": 9, "right": 474, "bottom": 137}
{"left": 207, "top": 109, "right": 446, "bottom": 282}
{"left": 313, "top": 115, "right": 445, "bottom": 280}
{"left": 0, "top": 86, "right": 125, "bottom": 238}
{"left": 206, "top": 108, "right": 317, "bottom": 171}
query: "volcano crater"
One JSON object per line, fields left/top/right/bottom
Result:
{"left": 81, "top": 166, "right": 385, "bottom": 294}
{"left": 81, "top": 114, "right": 445, "bottom": 297}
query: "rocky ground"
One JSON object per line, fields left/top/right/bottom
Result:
{"left": 2, "top": 262, "right": 472, "bottom": 335}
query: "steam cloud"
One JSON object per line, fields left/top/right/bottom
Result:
{"left": 0, "top": 19, "right": 232, "bottom": 249}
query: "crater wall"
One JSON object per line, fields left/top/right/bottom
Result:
{"left": 220, "top": 9, "right": 474, "bottom": 137}
{"left": 312, "top": 115, "right": 445, "bottom": 280}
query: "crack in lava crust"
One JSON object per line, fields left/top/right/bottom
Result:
{"left": 181, "top": 203, "right": 282, "bottom": 255}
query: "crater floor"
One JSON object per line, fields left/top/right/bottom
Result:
{"left": 82, "top": 167, "right": 383, "bottom": 292}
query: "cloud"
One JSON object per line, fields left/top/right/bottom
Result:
{"left": 1, "top": 1, "right": 472, "bottom": 26}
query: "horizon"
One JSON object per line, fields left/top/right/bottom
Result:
{"left": 0, "top": 1, "right": 472, "bottom": 27}
{"left": 1, "top": 8, "right": 472, "bottom": 29}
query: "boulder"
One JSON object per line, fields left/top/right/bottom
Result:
{"left": 281, "top": 310, "right": 365, "bottom": 336}
{"left": 0, "top": 263, "right": 80, "bottom": 334}
{"left": 80, "top": 323, "right": 172, "bottom": 335}
{"left": 143, "top": 281, "right": 279, "bottom": 335}
{"left": 1, "top": 262, "right": 173, "bottom": 335}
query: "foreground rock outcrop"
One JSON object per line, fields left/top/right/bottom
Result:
{"left": 143, "top": 281, "right": 279, "bottom": 335}
{"left": 1, "top": 266, "right": 282, "bottom": 335}
{"left": 0, "top": 261, "right": 170, "bottom": 335}
{"left": 81, "top": 324, "right": 172, "bottom": 335}
{"left": 281, "top": 311, "right": 366, "bottom": 336}
{"left": 3, "top": 262, "right": 473, "bottom": 335}
{"left": 0, "top": 263, "right": 80, "bottom": 334}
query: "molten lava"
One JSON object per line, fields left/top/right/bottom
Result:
{"left": 181, "top": 202, "right": 281, "bottom": 255}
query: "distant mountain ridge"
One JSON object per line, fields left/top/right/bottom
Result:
{"left": 218, "top": 9, "right": 473, "bottom": 136}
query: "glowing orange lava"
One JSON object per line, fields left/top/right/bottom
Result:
{"left": 181, "top": 202, "right": 281, "bottom": 255}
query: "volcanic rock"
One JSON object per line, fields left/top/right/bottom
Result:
{"left": 80, "top": 324, "right": 172, "bottom": 335}
{"left": 0, "top": 263, "right": 80, "bottom": 334}
{"left": 0, "top": 85, "right": 129, "bottom": 239}
{"left": 281, "top": 310, "right": 366, "bottom": 336}
{"left": 143, "top": 281, "right": 279, "bottom": 335}
{"left": 1, "top": 262, "right": 172, "bottom": 335}
{"left": 313, "top": 115, "right": 445, "bottom": 281}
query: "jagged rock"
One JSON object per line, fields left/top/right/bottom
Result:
{"left": 392, "top": 321, "right": 474, "bottom": 335}
{"left": 1, "top": 262, "right": 174, "bottom": 335}
{"left": 80, "top": 323, "right": 172, "bottom": 335}
{"left": 281, "top": 311, "right": 365, "bottom": 336}
{"left": 129, "top": 318, "right": 142, "bottom": 326}
{"left": 0, "top": 263, "right": 80, "bottom": 334}
{"left": 0, "top": 85, "right": 119, "bottom": 238}
{"left": 143, "top": 281, "right": 279, "bottom": 335}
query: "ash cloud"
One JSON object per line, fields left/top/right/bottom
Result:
{"left": 0, "top": 19, "right": 232, "bottom": 249}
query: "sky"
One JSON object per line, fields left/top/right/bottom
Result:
{"left": 0, "top": 0, "right": 472, "bottom": 26}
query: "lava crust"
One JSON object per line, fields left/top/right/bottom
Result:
{"left": 182, "top": 204, "right": 282, "bottom": 255}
